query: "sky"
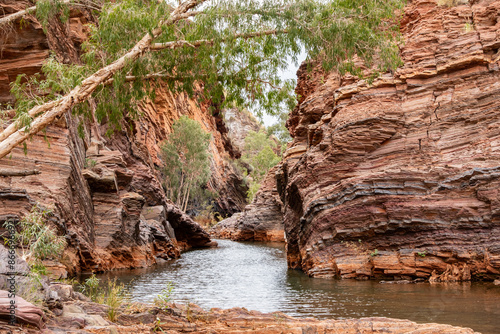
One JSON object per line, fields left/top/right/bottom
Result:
{"left": 259, "top": 50, "right": 307, "bottom": 127}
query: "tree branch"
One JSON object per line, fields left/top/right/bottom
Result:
{"left": 250, "top": 78, "right": 281, "bottom": 90}
{"left": 102, "top": 71, "right": 173, "bottom": 86}
{"left": 0, "top": 0, "right": 73, "bottom": 27}
{"left": 0, "top": 168, "right": 41, "bottom": 177}
{"left": 150, "top": 29, "right": 287, "bottom": 50}
{"left": 0, "top": 28, "right": 283, "bottom": 148}
{"left": 0, "top": 5, "right": 37, "bottom": 27}
{"left": 0, "top": 0, "right": 207, "bottom": 159}
{"left": 0, "top": 100, "right": 59, "bottom": 143}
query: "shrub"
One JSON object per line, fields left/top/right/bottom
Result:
{"left": 105, "top": 279, "right": 127, "bottom": 322}
{"left": 80, "top": 275, "right": 128, "bottom": 321}
{"left": 266, "top": 109, "right": 292, "bottom": 151}
{"left": 2, "top": 205, "right": 66, "bottom": 305}
{"left": 464, "top": 22, "right": 474, "bottom": 33}
{"left": 194, "top": 205, "right": 222, "bottom": 228}
{"left": 154, "top": 282, "right": 175, "bottom": 310}
{"left": 370, "top": 249, "right": 379, "bottom": 257}
{"left": 84, "top": 158, "right": 97, "bottom": 168}
{"left": 241, "top": 130, "right": 281, "bottom": 202}
{"left": 81, "top": 273, "right": 100, "bottom": 302}
{"left": 7, "top": 204, "right": 66, "bottom": 264}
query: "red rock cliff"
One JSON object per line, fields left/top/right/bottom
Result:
{"left": 211, "top": 164, "right": 285, "bottom": 242}
{"left": 0, "top": 4, "right": 245, "bottom": 275}
{"left": 210, "top": 108, "right": 285, "bottom": 241}
{"left": 279, "top": 0, "right": 500, "bottom": 280}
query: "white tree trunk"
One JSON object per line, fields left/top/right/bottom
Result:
{"left": 0, "top": 0, "right": 206, "bottom": 159}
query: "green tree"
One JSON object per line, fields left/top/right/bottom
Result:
{"left": 160, "top": 116, "right": 212, "bottom": 212}
{"left": 242, "top": 129, "right": 281, "bottom": 201}
{"left": 266, "top": 109, "right": 292, "bottom": 152}
{"left": 0, "top": 0, "right": 404, "bottom": 159}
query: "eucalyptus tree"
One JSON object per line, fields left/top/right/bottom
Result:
{"left": 242, "top": 129, "right": 281, "bottom": 201}
{"left": 160, "top": 116, "right": 212, "bottom": 212}
{"left": 0, "top": 0, "right": 404, "bottom": 159}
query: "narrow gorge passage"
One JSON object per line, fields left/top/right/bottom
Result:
{"left": 91, "top": 240, "right": 500, "bottom": 334}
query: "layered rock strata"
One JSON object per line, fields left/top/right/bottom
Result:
{"left": 0, "top": 5, "right": 241, "bottom": 274}
{"left": 280, "top": 0, "right": 500, "bottom": 280}
{"left": 0, "top": 291, "right": 44, "bottom": 330}
{"left": 211, "top": 165, "right": 285, "bottom": 241}
{"left": 212, "top": 110, "right": 285, "bottom": 241}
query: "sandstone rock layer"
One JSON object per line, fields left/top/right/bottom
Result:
{"left": 280, "top": 0, "right": 500, "bottom": 280}
{"left": 212, "top": 165, "right": 285, "bottom": 241}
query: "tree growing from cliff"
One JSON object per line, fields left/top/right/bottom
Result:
{"left": 0, "top": 0, "right": 404, "bottom": 159}
{"left": 160, "top": 116, "right": 212, "bottom": 212}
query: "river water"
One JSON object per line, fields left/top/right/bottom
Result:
{"left": 96, "top": 239, "right": 500, "bottom": 334}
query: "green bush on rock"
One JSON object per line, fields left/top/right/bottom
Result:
{"left": 3, "top": 204, "right": 66, "bottom": 264}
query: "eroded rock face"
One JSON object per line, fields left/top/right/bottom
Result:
{"left": 280, "top": 0, "right": 500, "bottom": 280}
{"left": 224, "top": 108, "right": 262, "bottom": 149}
{"left": 0, "top": 7, "right": 240, "bottom": 273}
{"left": 212, "top": 165, "right": 285, "bottom": 241}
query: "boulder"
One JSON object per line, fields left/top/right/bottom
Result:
{"left": 0, "top": 244, "right": 29, "bottom": 275}
{"left": 0, "top": 290, "right": 44, "bottom": 329}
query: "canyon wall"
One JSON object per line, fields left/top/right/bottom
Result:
{"left": 211, "top": 108, "right": 285, "bottom": 241}
{"left": 211, "top": 164, "right": 285, "bottom": 241}
{"left": 279, "top": 0, "right": 500, "bottom": 280}
{"left": 0, "top": 4, "right": 244, "bottom": 275}
{"left": 224, "top": 108, "right": 262, "bottom": 150}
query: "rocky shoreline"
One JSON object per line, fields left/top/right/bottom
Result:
{"left": 0, "top": 283, "right": 481, "bottom": 334}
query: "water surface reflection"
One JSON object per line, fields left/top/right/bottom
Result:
{"left": 93, "top": 239, "right": 500, "bottom": 334}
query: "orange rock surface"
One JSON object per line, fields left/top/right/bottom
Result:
{"left": 43, "top": 297, "right": 480, "bottom": 334}
{"left": 279, "top": 0, "right": 500, "bottom": 280}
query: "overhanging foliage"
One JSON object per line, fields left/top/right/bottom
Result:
{"left": 0, "top": 0, "right": 405, "bottom": 159}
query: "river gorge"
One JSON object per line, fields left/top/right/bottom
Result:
{"left": 1, "top": 0, "right": 500, "bottom": 333}
{"left": 92, "top": 240, "right": 500, "bottom": 334}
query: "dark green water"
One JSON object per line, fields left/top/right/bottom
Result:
{"left": 94, "top": 239, "right": 500, "bottom": 333}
